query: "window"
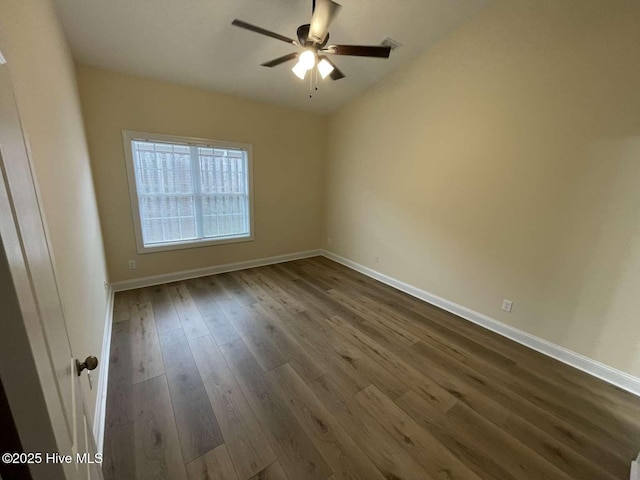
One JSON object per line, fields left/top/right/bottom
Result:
{"left": 123, "top": 130, "right": 253, "bottom": 253}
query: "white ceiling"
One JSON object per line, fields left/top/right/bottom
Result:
{"left": 53, "top": 0, "right": 492, "bottom": 114}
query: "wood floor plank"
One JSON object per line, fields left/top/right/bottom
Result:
{"left": 290, "top": 278, "right": 368, "bottom": 326}
{"left": 105, "top": 321, "right": 134, "bottom": 426}
{"left": 214, "top": 279, "right": 325, "bottom": 381}
{"left": 248, "top": 461, "right": 288, "bottom": 480}
{"left": 217, "top": 273, "right": 257, "bottom": 306}
{"left": 113, "top": 291, "right": 132, "bottom": 322}
{"left": 106, "top": 257, "right": 640, "bottom": 480}
{"left": 257, "top": 306, "right": 370, "bottom": 396}
{"left": 219, "top": 338, "right": 332, "bottom": 480}
{"left": 129, "top": 302, "right": 165, "bottom": 384}
{"left": 325, "top": 295, "right": 628, "bottom": 480}
{"left": 396, "top": 390, "right": 580, "bottom": 480}
{"left": 159, "top": 330, "right": 224, "bottom": 462}
{"left": 353, "top": 294, "right": 474, "bottom": 360}
{"left": 102, "top": 322, "right": 135, "bottom": 480}
{"left": 501, "top": 361, "right": 640, "bottom": 441}
{"left": 267, "top": 363, "right": 386, "bottom": 480}
{"left": 102, "top": 420, "right": 135, "bottom": 480}
{"left": 168, "top": 282, "right": 211, "bottom": 340}
{"left": 223, "top": 300, "right": 287, "bottom": 371}
{"left": 249, "top": 273, "right": 391, "bottom": 391}
{"left": 492, "top": 403, "right": 621, "bottom": 480}
{"left": 406, "top": 340, "right": 631, "bottom": 477}
{"left": 128, "top": 286, "right": 152, "bottom": 306}
{"left": 295, "top": 259, "right": 345, "bottom": 290}
{"left": 295, "top": 262, "right": 340, "bottom": 293}
{"left": 307, "top": 371, "right": 434, "bottom": 480}
{"left": 325, "top": 314, "right": 454, "bottom": 407}
{"left": 241, "top": 268, "right": 306, "bottom": 314}
{"left": 275, "top": 264, "right": 367, "bottom": 326}
{"left": 416, "top": 338, "right": 636, "bottom": 463}
{"left": 356, "top": 292, "right": 517, "bottom": 369}
{"left": 145, "top": 284, "right": 183, "bottom": 333}
{"left": 521, "top": 359, "right": 640, "bottom": 419}
{"left": 304, "top": 311, "right": 411, "bottom": 400}
{"left": 360, "top": 321, "right": 626, "bottom": 480}
{"left": 507, "top": 358, "right": 640, "bottom": 430}
{"left": 186, "top": 444, "right": 239, "bottom": 480}
{"left": 352, "top": 288, "right": 640, "bottom": 453}
{"left": 268, "top": 262, "right": 301, "bottom": 281}
{"left": 465, "top": 350, "right": 640, "bottom": 455}
{"left": 280, "top": 261, "right": 336, "bottom": 292}
{"left": 189, "top": 335, "right": 276, "bottom": 479}
{"left": 243, "top": 303, "right": 326, "bottom": 382}
{"left": 186, "top": 278, "right": 241, "bottom": 346}
{"left": 132, "top": 375, "right": 187, "bottom": 480}
{"left": 395, "top": 391, "right": 517, "bottom": 480}
{"left": 326, "top": 288, "right": 421, "bottom": 348}
{"left": 230, "top": 270, "right": 285, "bottom": 307}
{"left": 262, "top": 270, "right": 340, "bottom": 321}
{"left": 353, "top": 385, "right": 483, "bottom": 480}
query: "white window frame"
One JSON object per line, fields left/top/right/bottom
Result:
{"left": 122, "top": 130, "right": 254, "bottom": 254}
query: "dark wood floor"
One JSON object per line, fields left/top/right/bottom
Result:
{"left": 103, "top": 256, "right": 640, "bottom": 480}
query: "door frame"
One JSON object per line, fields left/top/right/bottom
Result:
{"left": 0, "top": 235, "right": 68, "bottom": 480}
{"left": 0, "top": 39, "right": 80, "bottom": 479}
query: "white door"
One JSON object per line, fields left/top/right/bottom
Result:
{"left": 0, "top": 48, "right": 102, "bottom": 479}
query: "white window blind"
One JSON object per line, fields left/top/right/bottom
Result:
{"left": 129, "top": 137, "right": 251, "bottom": 249}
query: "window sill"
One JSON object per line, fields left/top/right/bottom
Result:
{"left": 136, "top": 234, "right": 254, "bottom": 254}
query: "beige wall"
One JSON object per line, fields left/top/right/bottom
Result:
{"left": 76, "top": 66, "right": 326, "bottom": 282}
{"left": 325, "top": 0, "right": 640, "bottom": 377}
{"left": 0, "top": 0, "right": 109, "bottom": 417}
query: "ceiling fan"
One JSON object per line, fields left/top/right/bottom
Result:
{"left": 231, "top": 0, "right": 392, "bottom": 84}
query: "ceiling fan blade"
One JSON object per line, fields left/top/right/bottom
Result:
{"left": 324, "top": 44, "right": 391, "bottom": 58}
{"left": 261, "top": 52, "right": 299, "bottom": 68}
{"left": 308, "top": 0, "right": 341, "bottom": 44}
{"left": 319, "top": 56, "right": 345, "bottom": 80}
{"left": 231, "top": 19, "right": 296, "bottom": 45}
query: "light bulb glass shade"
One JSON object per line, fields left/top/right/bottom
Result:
{"left": 318, "top": 58, "right": 334, "bottom": 79}
{"left": 292, "top": 61, "right": 308, "bottom": 80}
{"left": 299, "top": 50, "right": 316, "bottom": 70}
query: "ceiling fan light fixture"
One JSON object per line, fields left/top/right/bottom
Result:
{"left": 317, "top": 58, "right": 334, "bottom": 79}
{"left": 299, "top": 49, "right": 316, "bottom": 70}
{"left": 292, "top": 61, "right": 308, "bottom": 79}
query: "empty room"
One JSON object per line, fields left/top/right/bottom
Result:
{"left": 1, "top": 0, "right": 640, "bottom": 479}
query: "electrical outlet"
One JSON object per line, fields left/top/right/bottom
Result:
{"left": 128, "top": 260, "right": 136, "bottom": 270}
{"left": 103, "top": 280, "right": 108, "bottom": 290}
{"left": 374, "top": 255, "right": 380, "bottom": 263}
{"left": 327, "top": 237, "right": 332, "bottom": 245}
{"left": 501, "top": 299, "right": 513, "bottom": 312}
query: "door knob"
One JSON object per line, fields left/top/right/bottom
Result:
{"left": 76, "top": 356, "right": 98, "bottom": 376}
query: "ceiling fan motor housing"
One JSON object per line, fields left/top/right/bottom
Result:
{"left": 297, "top": 24, "right": 329, "bottom": 48}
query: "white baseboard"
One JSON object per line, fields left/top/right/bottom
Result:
{"left": 93, "top": 285, "right": 114, "bottom": 455}
{"left": 321, "top": 250, "right": 640, "bottom": 397}
{"left": 111, "top": 249, "right": 322, "bottom": 292}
